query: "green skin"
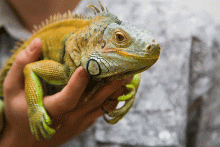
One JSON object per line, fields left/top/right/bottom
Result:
{"left": 0, "top": 3, "right": 160, "bottom": 141}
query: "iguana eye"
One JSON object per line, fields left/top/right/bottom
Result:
{"left": 112, "top": 29, "right": 131, "bottom": 47}
{"left": 115, "top": 31, "right": 126, "bottom": 43}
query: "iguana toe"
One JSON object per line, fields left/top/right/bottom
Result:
{"left": 28, "top": 107, "right": 55, "bottom": 140}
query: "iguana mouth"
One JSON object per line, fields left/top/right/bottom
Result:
{"left": 101, "top": 43, "right": 160, "bottom": 59}
{"left": 108, "top": 65, "right": 149, "bottom": 80}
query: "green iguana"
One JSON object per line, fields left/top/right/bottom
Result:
{"left": 0, "top": 1, "right": 160, "bottom": 141}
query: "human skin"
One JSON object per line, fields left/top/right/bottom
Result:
{"left": 0, "top": 38, "right": 133, "bottom": 147}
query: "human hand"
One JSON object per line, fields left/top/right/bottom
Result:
{"left": 0, "top": 38, "right": 132, "bottom": 147}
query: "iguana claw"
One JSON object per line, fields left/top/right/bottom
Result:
{"left": 28, "top": 107, "right": 55, "bottom": 141}
{"left": 103, "top": 74, "right": 140, "bottom": 124}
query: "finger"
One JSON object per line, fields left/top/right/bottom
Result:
{"left": 50, "top": 76, "right": 132, "bottom": 131}
{"left": 44, "top": 66, "right": 90, "bottom": 116}
{"left": 3, "top": 38, "right": 42, "bottom": 97}
{"left": 48, "top": 113, "right": 97, "bottom": 144}
{"left": 80, "top": 78, "right": 129, "bottom": 111}
{"left": 63, "top": 105, "right": 103, "bottom": 130}
{"left": 62, "top": 85, "right": 124, "bottom": 124}
{"left": 100, "top": 85, "right": 128, "bottom": 113}
{"left": 64, "top": 78, "right": 128, "bottom": 120}
{"left": 72, "top": 109, "right": 101, "bottom": 135}
{"left": 64, "top": 97, "right": 119, "bottom": 129}
{"left": 107, "top": 81, "right": 130, "bottom": 101}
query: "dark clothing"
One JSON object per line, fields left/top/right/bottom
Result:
{"left": 0, "top": 27, "right": 17, "bottom": 68}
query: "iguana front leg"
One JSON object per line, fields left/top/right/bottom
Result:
{"left": 24, "top": 60, "right": 69, "bottom": 140}
{"left": 103, "top": 73, "right": 141, "bottom": 124}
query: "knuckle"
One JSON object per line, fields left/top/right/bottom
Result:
{"left": 14, "top": 49, "right": 31, "bottom": 66}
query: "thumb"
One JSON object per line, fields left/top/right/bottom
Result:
{"left": 4, "top": 38, "right": 42, "bottom": 97}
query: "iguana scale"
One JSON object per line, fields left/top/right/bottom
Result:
{"left": 0, "top": 1, "right": 160, "bottom": 141}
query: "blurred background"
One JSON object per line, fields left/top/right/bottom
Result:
{"left": 0, "top": 0, "right": 220, "bottom": 147}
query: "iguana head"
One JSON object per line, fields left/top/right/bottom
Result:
{"left": 85, "top": 22, "right": 160, "bottom": 79}
{"left": 80, "top": 2, "right": 160, "bottom": 79}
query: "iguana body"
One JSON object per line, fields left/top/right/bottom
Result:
{"left": 0, "top": 2, "right": 160, "bottom": 140}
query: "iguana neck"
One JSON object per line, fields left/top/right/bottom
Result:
{"left": 64, "top": 15, "right": 119, "bottom": 79}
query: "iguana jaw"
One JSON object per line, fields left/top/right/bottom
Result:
{"left": 106, "top": 65, "right": 151, "bottom": 80}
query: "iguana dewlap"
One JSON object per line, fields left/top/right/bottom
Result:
{"left": 0, "top": 2, "right": 160, "bottom": 140}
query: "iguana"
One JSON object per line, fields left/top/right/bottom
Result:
{"left": 0, "top": 1, "right": 160, "bottom": 141}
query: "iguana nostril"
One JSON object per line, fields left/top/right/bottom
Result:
{"left": 146, "top": 44, "right": 152, "bottom": 51}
